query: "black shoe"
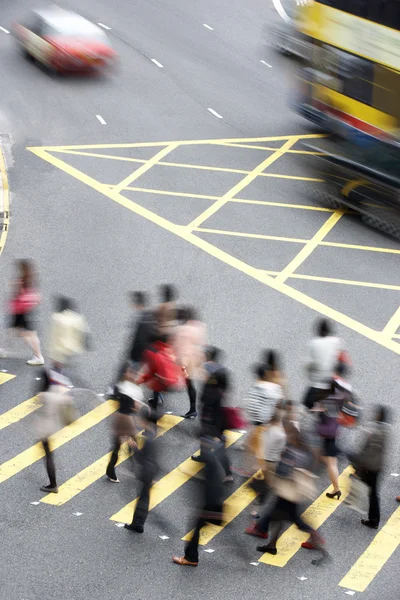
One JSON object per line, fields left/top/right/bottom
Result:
{"left": 40, "top": 484, "right": 58, "bottom": 493}
{"left": 361, "top": 519, "right": 378, "bottom": 529}
{"left": 182, "top": 411, "right": 197, "bottom": 419}
{"left": 256, "top": 545, "right": 277, "bottom": 555}
{"left": 191, "top": 455, "right": 203, "bottom": 462}
{"left": 124, "top": 524, "right": 144, "bottom": 533}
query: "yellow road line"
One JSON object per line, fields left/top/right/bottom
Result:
{"left": 187, "top": 138, "right": 300, "bottom": 230}
{"left": 110, "top": 430, "right": 243, "bottom": 523}
{"left": 0, "top": 396, "right": 41, "bottom": 431}
{"left": 0, "top": 400, "right": 117, "bottom": 483}
{"left": 339, "top": 505, "right": 400, "bottom": 592}
{"left": 41, "top": 414, "right": 182, "bottom": 506}
{"left": 28, "top": 147, "right": 400, "bottom": 357}
{"left": 381, "top": 305, "right": 400, "bottom": 338}
{"left": 52, "top": 150, "right": 149, "bottom": 162}
{"left": 182, "top": 473, "right": 259, "bottom": 544}
{"left": 0, "top": 373, "right": 15, "bottom": 386}
{"left": 275, "top": 210, "right": 345, "bottom": 284}
{"left": 322, "top": 241, "right": 400, "bottom": 255}
{"left": 258, "top": 173, "right": 322, "bottom": 182}
{"left": 215, "top": 142, "right": 324, "bottom": 155}
{"left": 285, "top": 273, "right": 400, "bottom": 292}
{"left": 196, "top": 227, "right": 307, "bottom": 244}
{"left": 260, "top": 466, "right": 353, "bottom": 567}
{"left": 28, "top": 134, "right": 327, "bottom": 153}
{"left": 231, "top": 198, "right": 334, "bottom": 212}
{"left": 121, "top": 187, "right": 219, "bottom": 201}
{"left": 0, "top": 148, "right": 10, "bottom": 257}
{"left": 113, "top": 144, "right": 179, "bottom": 194}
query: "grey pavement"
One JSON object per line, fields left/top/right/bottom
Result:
{"left": 0, "top": 1, "right": 399, "bottom": 599}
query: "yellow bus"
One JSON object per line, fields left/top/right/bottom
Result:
{"left": 295, "top": 0, "right": 400, "bottom": 142}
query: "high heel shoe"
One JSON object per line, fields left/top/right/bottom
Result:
{"left": 326, "top": 490, "right": 341, "bottom": 499}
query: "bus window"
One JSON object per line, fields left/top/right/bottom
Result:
{"left": 374, "top": 66, "right": 400, "bottom": 122}
{"left": 341, "top": 56, "right": 374, "bottom": 105}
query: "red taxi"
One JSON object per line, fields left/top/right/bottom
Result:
{"left": 13, "top": 6, "right": 117, "bottom": 74}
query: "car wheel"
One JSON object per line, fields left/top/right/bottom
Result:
{"left": 313, "top": 182, "right": 342, "bottom": 209}
{"left": 362, "top": 212, "right": 400, "bottom": 241}
{"left": 22, "top": 47, "right": 34, "bottom": 62}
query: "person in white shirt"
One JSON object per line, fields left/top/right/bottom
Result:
{"left": 48, "top": 297, "right": 90, "bottom": 371}
{"left": 303, "top": 318, "right": 344, "bottom": 410}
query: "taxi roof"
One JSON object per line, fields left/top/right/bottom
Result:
{"left": 33, "top": 5, "right": 104, "bottom": 36}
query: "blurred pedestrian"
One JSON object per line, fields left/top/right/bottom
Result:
{"left": 1, "top": 259, "right": 44, "bottom": 365}
{"left": 36, "top": 368, "right": 75, "bottom": 493}
{"left": 173, "top": 306, "right": 207, "bottom": 418}
{"left": 263, "top": 349, "right": 289, "bottom": 398}
{"left": 106, "top": 365, "right": 145, "bottom": 483}
{"left": 173, "top": 433, "right": 225, "bottom": 566}
{"left": 156, "top": 284, "right": 178, "bottom": 336}
{"left": 348, "top": 405, "right": 390, "bottom": 529}
{"left": 48, "top": 296, "right": 90, "bottom": 372}
{"left": 303, "top": 319, "right": 344, "bottom": 410}
{"left": 124, "top": 406, "right": 159, "bottom": 533}
{"left": 111, "top": 291, "right": 156, "bottom": 391}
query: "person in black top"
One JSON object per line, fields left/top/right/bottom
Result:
{"left": 173, "top": 433, "right": 225, "bottom": 566}
{"left": 124, "top": 406, "right": 159, "bottom": 533}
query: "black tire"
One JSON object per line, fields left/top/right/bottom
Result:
{"left": 362, "top": 212, "right": 400, "bottom": 241}
{"left": 21, "top": 47, "right": 34, "bottom": 62}
{"left": 313, "top": 182, "right": 342, "bottom": 209}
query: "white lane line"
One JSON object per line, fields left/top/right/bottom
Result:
{"left": 96, "top": 115, "right": 107, "bottom": 125}
{"left": 97, "top": 23, "right": 112, "bottom": 30}
{"left": 0, "top": 26, "right": 10, "bottom": 34}
{"left": 151, "top": 58, "right": 164, "bottom": 68}
{"left": 203, "top": 24, "right": 214, "bottom": 31}
{"left": 260, "top": 60, "right": 272, "bottom": 68}
{"left": 207, "top": 108, "right": 223, "bottom": 119}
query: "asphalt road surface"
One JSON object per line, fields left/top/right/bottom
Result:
{"left": 1, "top": 1, "right": 400, "bottom": 599}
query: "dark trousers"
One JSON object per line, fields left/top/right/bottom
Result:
{"left": 186, "top": 378, "right": 196, "bottom": 413}
{"left": 106, "top": 437, "right": 121, "bottom": 480}
{"left": 184, "top": 517, "right": 206, "bottom": 563}
{"left": 258, "top": 497, "right": 313, "bottom": 536}
{"left": 363, "top": 470, "right": 380, "bottom": 525}
{"left": 130, "top": 480, "right": 151, "bottom": 528}
{"left": 42, "top": 439, "right": 57, "bottom": 488}
{"left": 198, "top": 434, "right": 231, "bottom": 477}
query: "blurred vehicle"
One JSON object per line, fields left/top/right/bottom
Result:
{"left": 13, "top": 5, "right": 117, "bottom": 74}
{"left": 293, "top": 0, "right": 400, "bottom": 143}
{"left": 266, "top": 0, "right": 314, "bottom": 61}
{"left": 300, "top": 137, "right": 400, "bottom": 239}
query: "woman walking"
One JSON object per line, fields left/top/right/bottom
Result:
{"left": 1, "top": 259, "right": 44, "bottom": 365}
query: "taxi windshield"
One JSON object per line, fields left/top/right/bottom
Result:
{"left": 48, "top": 17, "right": 108, "bottom": 41}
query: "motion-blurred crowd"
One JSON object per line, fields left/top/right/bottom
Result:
{"left": 1, "top": 259, "right": 398, "bottom": 567}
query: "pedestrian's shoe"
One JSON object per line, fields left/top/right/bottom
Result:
{"left": 172, "top": 556, "right": 198, "bottom": 567}
{"left": 256, "top": 545, "right": 277, "bottom": 555}
{"left": 245, "top": 525, "right": 268, "bottom": 539}
{"left": 40, "top": 484, "right": 58, "bottom": 494}
{"left": 396, "top": 496, "right": 400, "bottom": 502}
{"left": 182, "top": 411, "right": 197, "bottom": 419}
{"left": 27, "top": 355, "right": 44, "bottom": 366}
{"left": 361, "top": 519, "right": 378, "bottom": 529}
{"left": 107, "top": 475, "right": 120, "bottom": 483}
{"left": 191, "top": 455, "right": 203, "bottom": 463}
{"left": 301, "top": 536, "right": 325, "bottom": 549}
{"left": 222, "top": 475, "right": 234, "bottom": 483}
{"left": 124, "top": 524, "right": 144, "bottom": 533}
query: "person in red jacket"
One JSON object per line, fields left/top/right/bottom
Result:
{"left": 136, "top": 334, "right": 184, "bottom": 415}
{"left": 1, "top": 259, "right": 44, "bottom": 365}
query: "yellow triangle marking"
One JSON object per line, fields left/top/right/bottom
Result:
{"left": 0, "top": 396, "right": 41, "bottom": 431}
{"left": 0, "top": 373, "right": 15, "bottom": 386}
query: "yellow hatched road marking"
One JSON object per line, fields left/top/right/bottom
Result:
{"left": 231, "top": 198, "right": 333, "bottom": 212}
{"left": 121, "top": 187, "right": 219, "bottom": 201}
{"left": 381, "top": 305, "right": 400, "bottom": 338}
{"left": 275, "top": 210, "right": 345, "bottom": 284}
{"left": 196, "top": 227, "right": 307, "bottom": 244}
{"left": 182, "top": 472, "right": 259, "bottom": 544}
{"left": 110, "top": 430, "right": 243, "bottom": 523}
{"left": 41, "top": 415, "right": 182, "bottom": 506}
{"left": 113, "top": 144, "right": 179, "bottom": 194}
{"left": 0, "top": 396, "right": 40, "bottom": 431}
{"left": 0, "top": 400, "right": 117, "bottom": 483}
{"left": 216, "top": 142, "right": 324, "bottom": 155}
{"left": 259, "top": 466, "right": 352, "bottom": 567}
{"left": 339, "top": 505, "right": 400, "bottom": 592}
{"left": 0, "top": 373, "right": 15, "bottom": 386}
{"left": 187, "top": 138, "right": 300, "bottom": 230}
{"left": 284, "top": 273, "right": 400, "bottom": 292}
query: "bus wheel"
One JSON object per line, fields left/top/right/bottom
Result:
{"left": 314, "top": 183, "right": 342, "bottom": 209}
{"left": 362, "top": 213, "right": 400, "bottom": 241}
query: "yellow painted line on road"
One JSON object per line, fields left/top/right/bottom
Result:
{"left": 121, "top": 187, "right": 219, "bottom": 201}
{"left": 0, "top": 396, "right": 41, "bottom": 431}
{"left": 275, "top": 210, "right": 345, "bottom": 284}
{"left": 260, "top": 466, "right": 353, "bottom": 567}
{"left": 41, "top": 414, "right": 182, "bottom": 506}
{"left": 258, "top": 173, "right": 322, "bottom": 182}
{"left": 28, "top": 145, "right": 400, "bottom": 357}
{"left": 285, "top": 273, "right": 400, "bottom": 292}
{"left": 113, "top": 144, "right": 179, "bottom": 194}
{"left": 339, "top": 505, "right": 400, "bottom": 592}
{"left": 196, "top": 227, "right": 307, "bottom": 244}
{"left": 110, "top": 430, "right": 243, "bottom": 523}
{"left": 321, "top": 240, "right": 400, "bottom": 255}
{"left": 52, "top": 150, "right": 149, "bottom": 163}
{"left": 216, "top": 142, "right": 323, "bottom": 155}
{"left": 0, "top": 148, "right": 10, "bottom": 257}
{"left": 28, "top": 133, "right": 327, "bottom": 152}
{"left": 232, "top": 198, "right": 334, "bottom": 212}
{"left": 0, "top": 400, "right": 117, "bottom": 483}
{"left": 182, "top": 472, "right": 259, "bottom": 545}
{"left": 0, "top": 373, "right": 15, "bottom": 386}
{"left": 381, "top": 305, "right": 400, "bottom": 339}
{"left": 187, "top": 138, "right": 300, "bottom": 231}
